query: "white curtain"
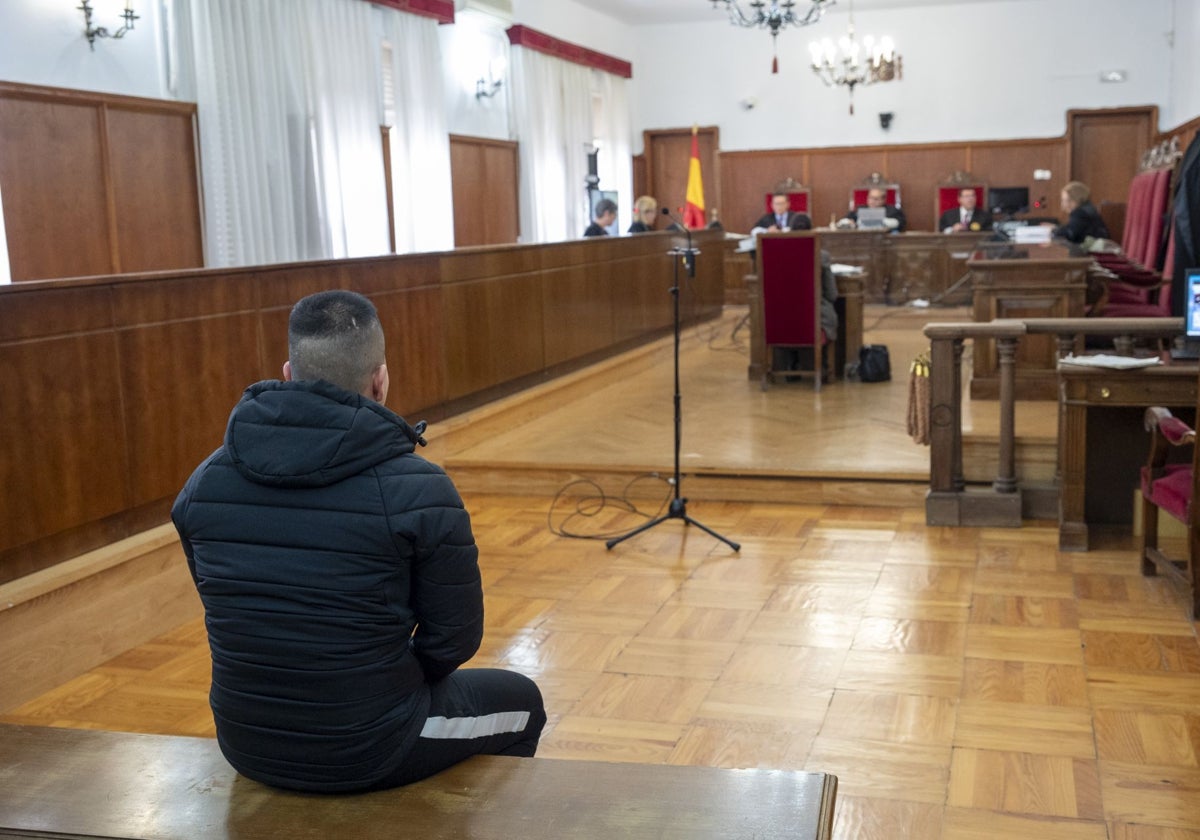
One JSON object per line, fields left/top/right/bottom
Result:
{"left": 379, "top": 10, "right": 454, "bottom": 253}
{"left": 511, "top": 47, "right": 595, "bottom": 242}
{"left": 593, "top": 71, "right": 633, "bottom": 232}
{"left": 184, "top": 0, "right": 390, "bottom": 267}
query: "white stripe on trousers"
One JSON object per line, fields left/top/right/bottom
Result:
{"left": 419, "top": 711, "right": 531, "bottom": 740}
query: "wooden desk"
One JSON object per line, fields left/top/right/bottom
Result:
{"left": 0, "top": 724, "right": 838, "bottom": 840}
{"left": 819, "top": 230, "right": 990, "bottom": 304}
{"left": 1058, "top": 361, "right": 1198, "bottom": 551}
{"left": 970, "top": 244, "right": 1091, "bottom": 400}
{"left": 745, "top": 268, "right": 864, "bottom": 382}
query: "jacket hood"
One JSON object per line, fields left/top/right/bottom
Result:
{"left": 224, "top": 380, "right": 423, "bottom": 488}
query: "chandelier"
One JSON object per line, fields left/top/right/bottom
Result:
{"left": 808, "top": 0, "right": 901, "bottom": 114}
{"left": 711, "top": 1, "right": 835, "bottom": 74}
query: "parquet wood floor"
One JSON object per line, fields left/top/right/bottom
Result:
{"left": 4, "top": 306, "right": 1198, "bottom": 838}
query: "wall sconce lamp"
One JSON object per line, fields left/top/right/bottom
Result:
{"left": 79, "top": 0, "right": 139, "bottom": 51}
{"left": 474, "top": 56, "right": 506, "bottom": 101}
{"left": 475, "top": 77, "right": 502, "bottom": 99}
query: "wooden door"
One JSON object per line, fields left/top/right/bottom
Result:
{"left": 1068, "top": 106, "right": 1156, "bottom": 206}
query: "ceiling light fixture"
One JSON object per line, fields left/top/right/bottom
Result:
{"left": 710, "top": 0, "right": 835, "bottom": 74}
{"left": 809, "top": 0, "right": 901, "bottom": 114}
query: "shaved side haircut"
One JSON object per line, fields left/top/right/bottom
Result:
{"left": 287, "top": 290, "right": 385, "bottom": 394}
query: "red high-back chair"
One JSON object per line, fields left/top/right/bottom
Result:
{"left": 849, "top": 172, "right": 900, "bottom": 210}
{"left": 757, "top": 232, "right": 824, "bottom": 391}
{"left": 936, "top": 172, "right": 986, "bottom": 222}
{"left": 763, "top": 177, "right": 812, "bottom": 216}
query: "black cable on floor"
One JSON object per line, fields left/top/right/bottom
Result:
{"left": 546, "top": 474, "right": 673, "bottom": 540}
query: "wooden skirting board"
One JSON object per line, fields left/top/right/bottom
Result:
{"left": 0, "top": 525, "right": 200, "bottom": 713}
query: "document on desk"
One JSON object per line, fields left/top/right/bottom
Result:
{"left": 831, "top": 263, "right": 865, "bottom": 275}
{"left": 1059, "top": 354, "right": 1163, "bottom": 370}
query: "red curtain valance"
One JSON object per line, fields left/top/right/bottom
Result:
{"left": 506, "top": 24, "right": 633, "bottom": 79}
{"left": 366, "top": 0, "right": 455, "bottom": 24}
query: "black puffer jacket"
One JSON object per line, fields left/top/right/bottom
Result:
{"left": 171, "top": 379, "right": 483, "bottom": 792}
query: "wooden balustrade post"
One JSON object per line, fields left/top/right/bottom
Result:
{"left": 993, "top": 336, "right": 1019, "bottom": 493}
{"left": 927, "top": 335, "right": 962, "bottom": 496}
{"left": 951, "top": 339, "right": 965, "bottom": 491}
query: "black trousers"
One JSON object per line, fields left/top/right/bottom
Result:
{"left": 369, "top": 667, "right": 546, "bottom": 790}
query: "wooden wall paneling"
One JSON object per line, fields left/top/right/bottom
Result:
{"left": 441, "top": 272, "right": 545, "bottom": 401}
{"left": 0, "top": 95, "right": 113, "bottom": 281}
{"left": 542, "top": 256, "right": 616, "bottom": 366}
{"left": 967, "top": 139, "right": 1065, "bottom": 217}
{"left": 1068, "top": 106, "right": 1156, "bottom": 206}
{"left": 449, "top": 137, "right": 482, "bottom": 247}
{"left": 807, "top": 148, "right": 889, "bottom": 226}
{"left": 886, "top": 146, "right": 969, "bottom": 233}
{"left": 116, "top": 312, "right": 262, "bottom": 506}
{"left": 105, "top": 106, "right": 203, "bottom": 274}
{"left": 610, "top": 250, "right": 672, "bottom": 343}
{"left": 718, "top": 150, "right": 809, "bottom": 234}
{"left": 449, "top": 135, "right": 519, "bottom": 247}
{"left": 355, "top": 256, "right": 448, "bottom": 417}
{"left": 0, "top": 331, "right": 129, "bottom": 581}
{"left": 0, "top": 283, "right": 113, "bottom": 343}
{"left": 481, "top": 141, "right": 519, "bottom": 245}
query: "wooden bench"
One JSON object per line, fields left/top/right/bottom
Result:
{"left": 0, "top": 724, "right": 837, "bottom": 839}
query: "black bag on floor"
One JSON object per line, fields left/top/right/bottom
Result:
{"left": 858, "top": 344, "right": 891, "bottom": 382}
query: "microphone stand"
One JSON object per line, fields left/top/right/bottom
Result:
{"left": 606, "top": 210, "right": 740, "bottom": 553}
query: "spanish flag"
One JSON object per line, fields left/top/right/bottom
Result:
{"left": 683, "top": 126, "right": 705, "bottom": 229}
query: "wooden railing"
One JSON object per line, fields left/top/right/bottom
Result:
{"left": 923, "top": 316, "right": 1183, "bottom": 527}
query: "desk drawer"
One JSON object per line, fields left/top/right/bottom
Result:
{"left": 1078, "top": 376, "right": 1198, "bottom": 406}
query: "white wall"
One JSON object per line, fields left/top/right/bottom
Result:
{"left": 440, "top": 9, "right": 511, "bottom": 140}
{"left": 628, "top": 0, "right": 1176, "bottom": 152}
{"left": 1169, "top": 0, "right": 1200, "bottom": 129}
{"left": 0, "top": 0, "right": 168, "bottom": 99}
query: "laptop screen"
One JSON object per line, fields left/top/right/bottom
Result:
{"left": 856, "top": 207, "right": 887, "bottom": 229}
{"left": 1188, "top": 268, "right": 1200, "bottom": 338}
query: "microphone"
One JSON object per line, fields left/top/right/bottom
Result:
{"left": 661, "top": 208, "right": 697, "bottom": 278}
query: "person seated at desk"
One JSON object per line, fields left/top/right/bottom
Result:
{"left": 939, "top": 188, "right": 993, "bottom": 233}
{"left": 627, "top": 195, "right": 657, "bottom": 234}
{"left": 751, "top": 193, "right": 813, "bottom": 236}
{"left": 1048, "top": 180, "right": 1111, "bottom": 243}
{"left": 838, "top": 187, "right": 907, "bottom": 232}
{"left": 584, "top": 198, "right": 617, "bottom": 237}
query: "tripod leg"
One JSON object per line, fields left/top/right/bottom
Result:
{"left": 680, "top": 514, "right": 741, "bottom": 552}
{"left": 605, "top": 514, "right": 671, "bottom": 550}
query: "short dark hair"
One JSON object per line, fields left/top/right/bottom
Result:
{"left": 287, "top": 290, "right": 385, "bottom": 393}
{"left": 594, "top": 198, "right": 618, "bottom": 218}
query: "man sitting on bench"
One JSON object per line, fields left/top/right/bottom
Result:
{"left": 172, "top": 289, "right": 545, "bottom": 793}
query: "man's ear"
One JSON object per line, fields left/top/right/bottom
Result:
{"left": 282, "top": 361, "right": 294, "bottom": 381}
{"left": 371, "top": 363, "right": 389, "bottom": 404}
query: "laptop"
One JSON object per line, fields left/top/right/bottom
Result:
{"left": 1171, "top": 267, "right": 1200, "bottom": 360}
{"left": 855, "top": 207, "right": 887, "bottom": 230}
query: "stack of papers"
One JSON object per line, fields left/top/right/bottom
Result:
{"left": 1059, "top": 354, "right": 1162, "bottom": 370}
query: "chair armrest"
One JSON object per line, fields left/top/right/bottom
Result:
{"left": 1144, "top": 407, "right": 1195, "bottom": 473}
{"left": 1145, "top": 407, "right": 1195, "bottom": 445}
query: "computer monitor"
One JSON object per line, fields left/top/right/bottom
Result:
{"left": 1173, "top": 267, "right": 1200, "bottom": 359}
{"left": 988, "top": 186, "right": 1030, "bottom": 217}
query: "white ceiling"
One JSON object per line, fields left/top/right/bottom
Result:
{"left": 568, "top": 0, "right": 1012, "bottom": 26}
